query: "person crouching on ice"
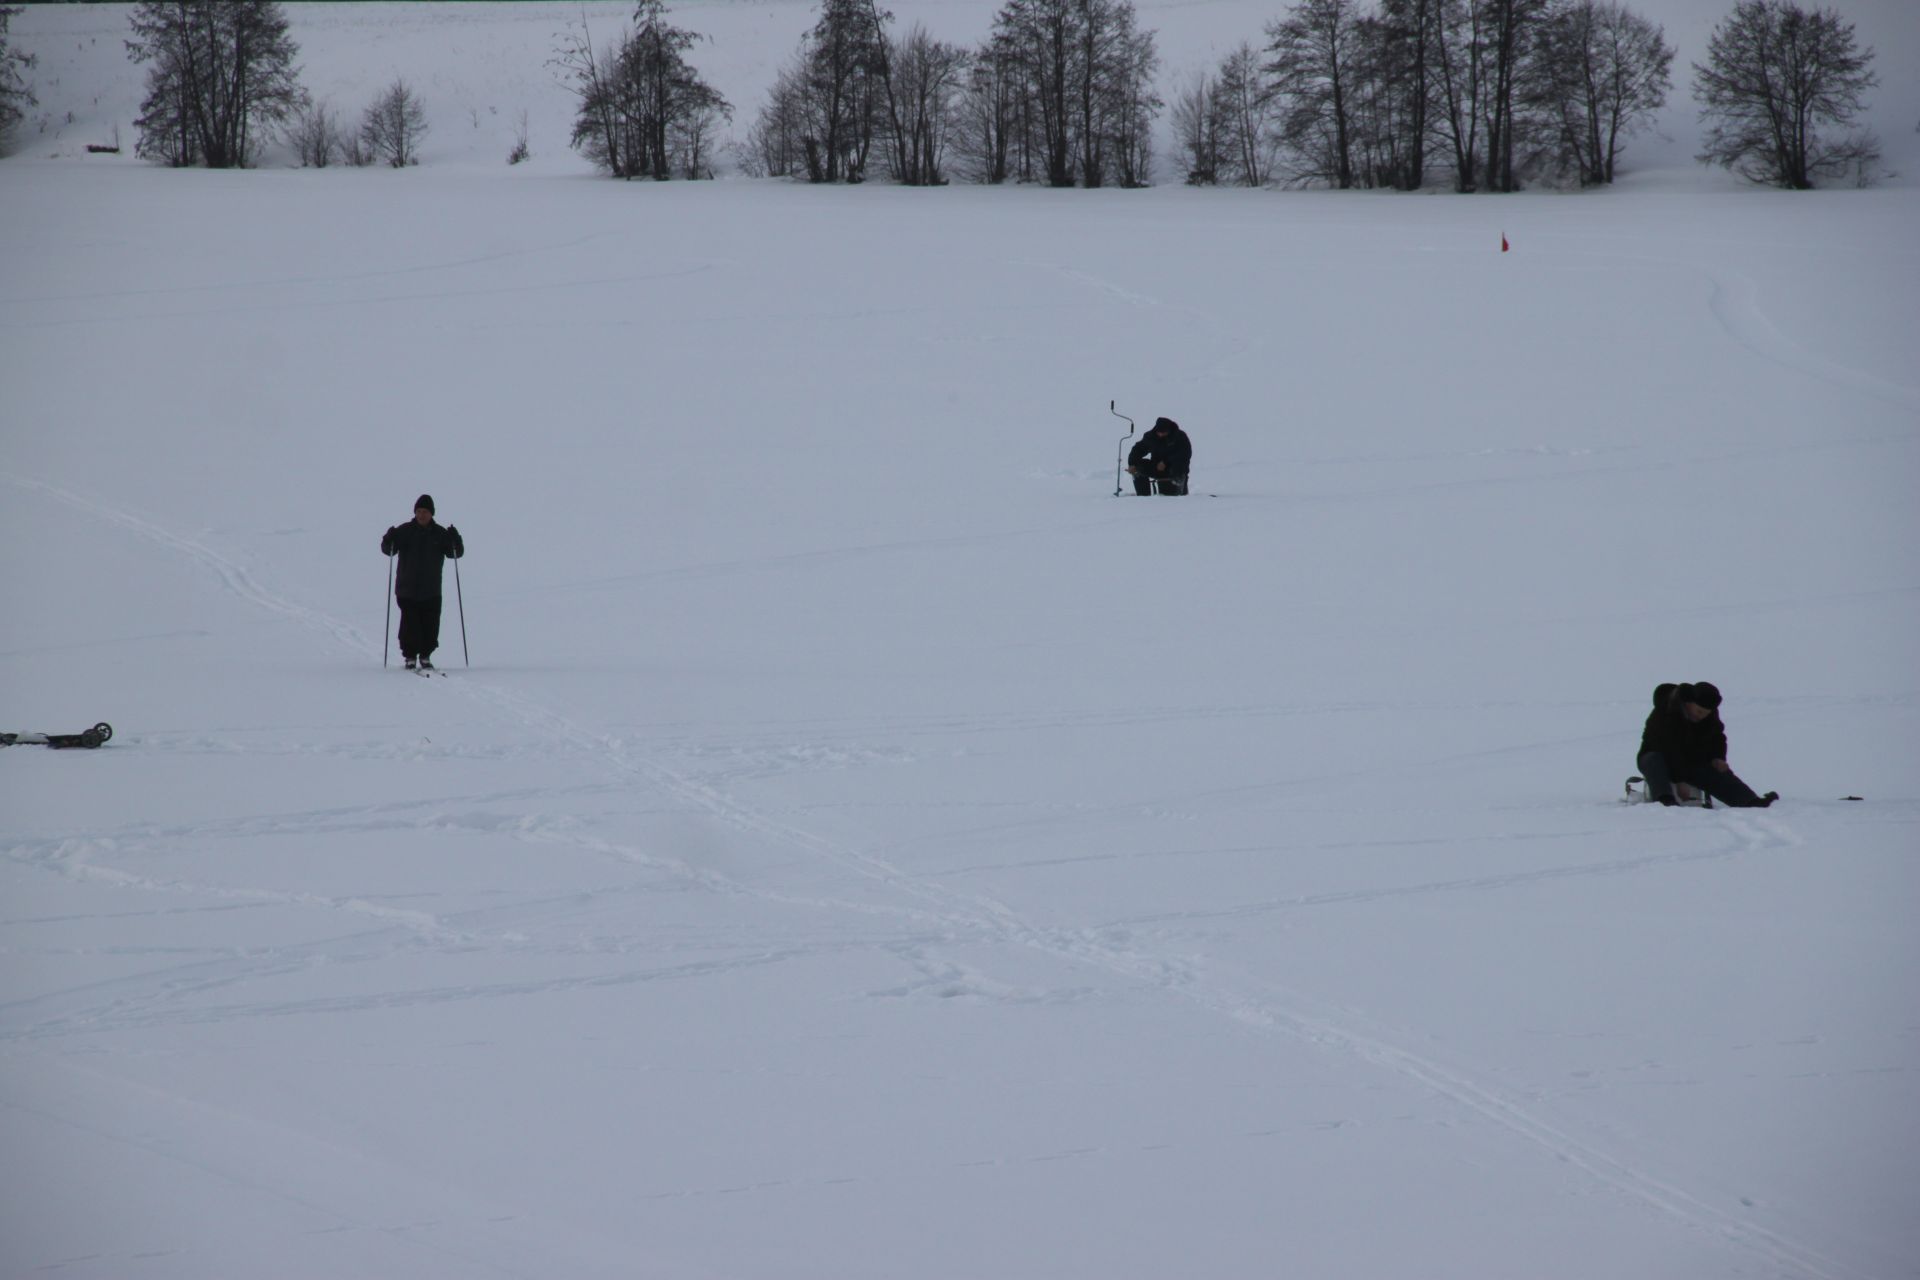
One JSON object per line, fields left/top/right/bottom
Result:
{"left": 1126, "top": 417, "right": 1192, "bottom": 495}
{"left": 381, "top": 494, "right": 463, "bottom": 670}
{"left": 1637, "top": 681, "right": 1777, "bottom": 808}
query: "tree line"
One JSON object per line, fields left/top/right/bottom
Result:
{"left": 1, "top": 5, "right": 38, "bottom": 146}
{"left": 2, "top": 0, "right": 1882, "bottom": 193}
{"left": 741, "top": 0, "right": 1162, "bottom": 187}
{"left": 1171, "top": 0, "right": 1877, "bottom": 192}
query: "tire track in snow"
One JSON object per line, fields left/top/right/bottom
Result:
{"left": 6, "top": 476, "right": 1863, "bottom": 1279}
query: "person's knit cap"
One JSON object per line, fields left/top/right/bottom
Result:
{"left": 415, "top": 494, "right": 435, "bottom": 515}
{"left": 1687, "top": 681, "right": 1722, "bottom": 710}
{"left": 1153, "top": 417, "right": 1178, "bottom": 431}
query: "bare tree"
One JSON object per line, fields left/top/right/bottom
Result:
{"left": 882, "top": 23, "right": 969, "bottom": 184}
{"left": 804, "top": 0, "right": 890, "bottom": 181}
{"left": 1072, "top": 0, "right": 1124, "bottom": 187}
{"left": 1472, "top": 0, "right": 1551, "bottom": 192}
{"left": 1531, "top": 0, "right": 1671, "bottom": 185}
{"left": 557, "top": 15, "right": 618, "bottom": 173}
{"left": 1215, "top": 43, "right": 1280, "bottom": 187}
{"left": 1172, "top": 70, "right": 1225, "bottom": 184}
{"left": 984, "top": 0, "right": 1158, "bottom": 188}
{"left": 1431, "top": 0, "right": 1490, "bottom": 190}
{"left": 1366, "top": 0, "right": 1442, "bottom": 190}
{"left": 1266, "top": 0, "right": 1363, "bottom": 188}
{"left": 508, "top": 108, "right": 530, "bottom": 164}
{"left": 739, "top": 56, "right": 809, "bottom": 177}
{"left": 340, "top": 123, "right": 374, "bottom": 167}
{"left": 1103, "top": 8, "right": 1160, "bottom": 187}
{"left": 560, "top": 3, "right": 730, "bottom": 180}
{"left": 742, "top": 0, "right": 887, "bottom": 182}
{"left": 993, "top": 0, "right": 1079, "bottom": 186}
{"left": 361, "top": 78, "right": 426, "bottom": 167}
{"left": 1345, "top": 12, "right": 1416, "bottom": 188}
{"left": 282, "top": 97, "right": 344, "bottom": 167}
{"left": 127, "top": 0, "right": 305, "bottom": 168}
{"left": 0, "top": 5, "right": 36, "bottom": 149}
{"left": 1175, "top": 49, "right": 1275, "bottom": 187}
{"left": 1694, "top": 0, "right": 1878, "bottom": 189}
{"left": 953, "top": 29, "right": 1022, "bottom": 183}
{"left": 673, "top": 92, "right": 727, "bottom": 178}
{"left": 1427, "top": 0, "right": 1551, "bottom": 192}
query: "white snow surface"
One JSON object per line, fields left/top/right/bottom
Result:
{"left": 3, "top": 4, "right": 1918, "bottom": 1279}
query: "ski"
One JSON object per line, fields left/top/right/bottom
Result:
{"left": 1, "top": 721, "right": 113, "bottom": 749}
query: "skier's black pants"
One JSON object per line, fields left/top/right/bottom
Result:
{"left": 1636, "top": 751, "right": 1769, "bottom": 808}
{"left": 396, "top": 596, "right": 443, "bottom": 659}
{"left": 1133, "top": 474, "right": 1188, "bottom": 496}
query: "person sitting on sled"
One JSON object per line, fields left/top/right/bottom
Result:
{"left": 1126, "top": 417, "right": 1192, "bottom": 495}
{"left": 1637, "top": 681, "right": 1777, "bottom": 808}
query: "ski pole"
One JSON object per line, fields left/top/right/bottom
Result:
{"left": 455, "top": 555, "right": 469, "bottom": 667}
{"left": 384, "top": 553, "right": 393, "bottom": 668}
{"left": 1110, "top": 400, "right": 1136, "bottom": 496}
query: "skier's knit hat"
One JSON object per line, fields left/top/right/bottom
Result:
{"left": 415, "top": 494, "right": 435, "bottom": 515}
{"left": 1153, "top": 417, "right": 1178, "bottom": 432}
{"left": 1686, "top": 681, "right": 1722, "bottom": 710}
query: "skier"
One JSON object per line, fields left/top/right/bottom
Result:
{"left": 1126, "top": 417, "right": 1192, "bottom": 496}
{"left": 1637, "top": 681, "right": 1777, "bottom": 808}
{"left": 381, "top": 495, "right": 464, "bottom": 671}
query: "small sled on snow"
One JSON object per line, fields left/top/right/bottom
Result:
{"left": 1, "top": 722, "right": 114, "bottom": 750}
{"left": 1623, "top": 775, "right": 1712, "bottom": 808}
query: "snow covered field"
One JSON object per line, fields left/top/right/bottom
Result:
{"left": 3, "top": 4, "right": 1918, "bottom": 1278}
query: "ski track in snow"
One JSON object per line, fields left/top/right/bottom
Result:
{"left": 5, "top": 475, "right": 376, "bottom": 657}
{"left": 0, "top": 478, "right": 1869, "bottom": 1280}
{"left": 1539, "top": 252, "right": 1920, "bottom": 420}
{"left": 1702, "top": 265, "right": 1920, "bottom": 416}
{"left": 1034, "top": 259, "right": 1259, "bottom": 385}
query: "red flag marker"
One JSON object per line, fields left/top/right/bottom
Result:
{"left": 1501, "top": 232, "right": 1510, "bottom": 252}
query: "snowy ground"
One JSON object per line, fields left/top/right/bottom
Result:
{"left": 3, "top": 5, "right": 1919, "bottom": 1279}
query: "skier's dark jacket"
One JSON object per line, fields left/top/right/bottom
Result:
{"left": 1128, "top": 423, "right": 1192, "bottom": 477}
{"left": 1639, "top": 683, "right": 1728, "bottom": 776}
{"left": 382, "top": 520, "right": 463, "bottom": 600}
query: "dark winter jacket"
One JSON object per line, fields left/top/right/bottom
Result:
{"left": 1639, "top": 682, "right": 1729, "bottom": 775}
{"left": 382, "top": 520, "right": 464, "bottom": 600}
{"left": 1128, "top": 425, "right": 1192, "bottom": 478}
